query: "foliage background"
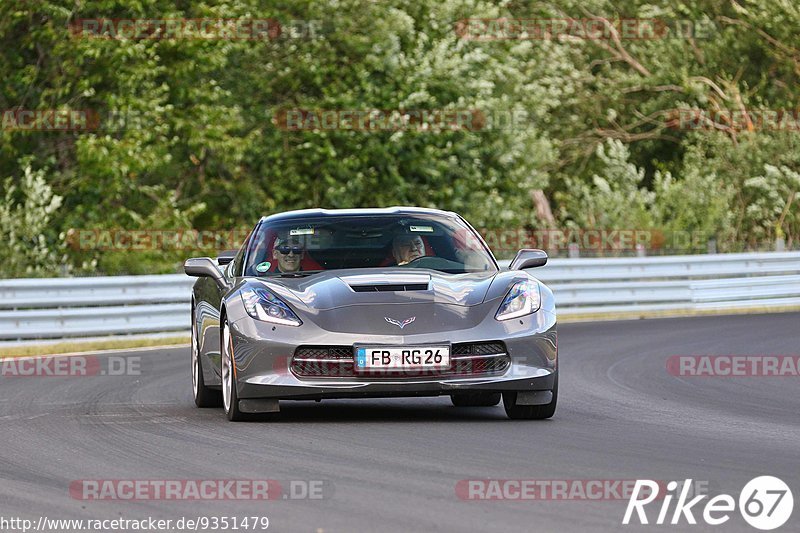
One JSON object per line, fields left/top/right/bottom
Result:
{"left": 1, "top": 0, "right": 799, "bottom": 276}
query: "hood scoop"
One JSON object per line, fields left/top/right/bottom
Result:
{"left": 350, "top": 283, "right": 429, "bottom": 292}
{"left": 339, "top": 273, "right": 431, "bottom": 293}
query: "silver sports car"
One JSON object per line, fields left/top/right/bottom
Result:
{"left": 185, "top": 207, "right": 557, "bottom": 421}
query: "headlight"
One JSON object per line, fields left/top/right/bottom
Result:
{"left": 241, "top": 287, "right": 302, "bottom": 326}
{"left": 495, "top": 280, "right": 541, "bottom": 320}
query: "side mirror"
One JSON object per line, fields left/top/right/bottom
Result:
{"left": 509, "top": 249, "right": 548, "bottom": 270}
{"left": 217, "top": 250, "right": 237, "bottom": 266}
{"left": 184, "top": 257, "right": 229, "bottom": 289}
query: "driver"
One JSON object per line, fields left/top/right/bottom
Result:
{"left": 272, "top": 235, "right": 305, "bottom": 273}
{"left": 392, "top": 234, "right": 425, "bottom": 265}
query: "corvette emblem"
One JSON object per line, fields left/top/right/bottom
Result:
{"left": 384, "top": 316, "right": 416, "bottom": 329}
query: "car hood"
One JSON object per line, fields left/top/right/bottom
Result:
{"left": 250, "top": 268, "right": 513, "bottom": 311}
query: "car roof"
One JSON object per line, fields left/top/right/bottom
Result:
{"left": 259, "top": 206, "right": 460, "bottom": 224}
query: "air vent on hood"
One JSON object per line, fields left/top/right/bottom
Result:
{"left": 350, "top": 283, "right": 429, "bottom": 292}
{"left": 339, "top": 273, "right": 431, "bottom": 293}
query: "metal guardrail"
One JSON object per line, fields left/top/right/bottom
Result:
{"left": 0, "top": 275, "right": 194, "bottom": 341}
{"left": 534, "top": 252, "right": 800, "bottom": 315}
{"left": 1, "top": 252, "right": 800, "bottom": 341}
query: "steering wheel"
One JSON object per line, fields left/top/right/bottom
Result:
{"left": 400, "top": 256, "right": 464, "bottom": 270}
{"left": 401, "top": 256, "right": 428, "bottom": 267}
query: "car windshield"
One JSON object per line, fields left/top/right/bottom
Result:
{"left": 242, "top": 213, "right": 497, "bottom": 276}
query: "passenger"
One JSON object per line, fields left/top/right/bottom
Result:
{"left": 272, "top": 236, "right": 305, "bottom": 273}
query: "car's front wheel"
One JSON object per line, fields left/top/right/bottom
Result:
{"left": 450, "top": 392, "right": 502, "bottom": 407}
{"left": 502, "top": 371, "right": 558, "bottom": 420}
{"left": 221, "top": 318, "right": 247, "bottom": 421}
{"left": 192, "top": 307, "right": 222, "bottom": 408}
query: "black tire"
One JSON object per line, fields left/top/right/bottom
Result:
{"left": 502, "top": 371, "right": 558, "bottom": 420}
{"left": 450, "top": 392, "right": 502, "bottom": 407}
{"left": 192, "top": 306, "right": 222, "bottom": 408}
{"left": 222, "top": 318, "right": 247, "bottom": 421}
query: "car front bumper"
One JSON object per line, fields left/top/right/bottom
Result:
{"left": 228, "top": 305, "right": 557, "bottom": 401}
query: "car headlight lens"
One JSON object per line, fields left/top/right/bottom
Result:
{"left": 241, "top": 287, "right": 302, "bottom": 326}
{"left": 495, "top": 280, "right": 541, "bottom": 320}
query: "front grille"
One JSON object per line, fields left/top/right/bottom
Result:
{"left": 292, "top": 360, "right": 355, "bottom": 377}
{"left": 452, "top": 341, "right": 505, "bottom": 356}
{"left": 452, "top": 343, "right": 472, "bottom": 356}
{"left": 452, "top": 356, "right": 509, "bottom": 374}
{"left": 291, "top": 341, "right": 509, "bottom": 378}
{"left": 295, "top": 346, "right": 352, "bottom": 360}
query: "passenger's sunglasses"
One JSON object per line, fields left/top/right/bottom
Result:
{"left": 275, "top": 245, "right": 304, "bottom": 255}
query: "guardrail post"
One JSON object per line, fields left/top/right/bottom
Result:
{"left": 568, "top": 242, "right": 580, "bottom": 258}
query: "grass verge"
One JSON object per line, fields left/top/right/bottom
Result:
{"left": 1, "top": 335, "right": 189, "bottom": 358}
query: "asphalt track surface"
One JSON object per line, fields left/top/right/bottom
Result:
{"left": 1, "top": 313, "right": 798, "bottom": 532}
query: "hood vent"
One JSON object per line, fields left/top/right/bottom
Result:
{"left": 339, "top": 273, "right": 431, "bottom": 293}
{"left": 350, "top": 283, "right": 429, "bottom": 292}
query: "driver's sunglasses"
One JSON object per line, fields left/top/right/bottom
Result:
{"left": 276, "top": 245, "right": 304, "bottom": 255}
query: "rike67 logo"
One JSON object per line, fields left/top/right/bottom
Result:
{"left": 624, "top": 476, "right": 793, "bottom": 530}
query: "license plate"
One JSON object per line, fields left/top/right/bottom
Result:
{"left": 355, "top": 345, "right": 450, "bottom": 370}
